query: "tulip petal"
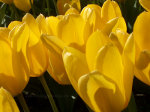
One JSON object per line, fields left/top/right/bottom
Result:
{"left": 101, "top": 0, "right": 122, "bottom": 24}
{"left": 8, "top": 21, "right": 22, "bottom": 30}
{"left": 41, "top": 34, "right": 70, "bottom": 84}
{"left": 112, "top": 17, "right": 127, "bottom": 33}
{"left": 133, "top": 11, "right": 150, "bottom": 51}
{"left": 57, "top": 14, "right": 91, "bottom": 46}
{"left": 95, "top": 44, "right": 125, "bottom": 101}
{"left": 62, "top": 47, "right": 89, "bottom": 92}
{"left": 139, "top": 0, "right": 150, "bottom": 11}
{"left": 22, "top": 13, "right": 40, "bottom": 47}
{"left": 0, "top": 27, "right": 10, "bottom": 41}
{"left": 46, "top": 16, "right": 60, "bottom": 36}
{"left": 0, "top": 28, "right": 29, "bottom": 96}
{"left": 134, "top": 64, "right": 150, "bottom": 85}
{"left": 102, "top": 17, "right": 118, "bottom": 36}
{"left": 65, "top": 7, "right": 79, "bottom": 15}
{"left": 114, "top": 29, "right": 129, "bottom": 47}
{"left": 78, "top": 71, "right": 124, "bottom": 112}
{"left": 86, "top": 30, "right": 110, "bottom": 71}
{"left": 0, "top": 87, "right": 19, "bottom": 112}
{"left": 47, "top": 50, "right": 70, "bottom": 84}
{"left": 36, "top": 14, "right": 49, "bottom": 34}
{"left": 122, "top": 34, "right": 135, "bottom": 107}
{"left": 109, "top": 32, "right": 123, "bottom": 53}
{"left": 28, "top": 41, "right": 48, "bottom": 77}
{"left": 11, "top": 24, "right": 30, "bottom": 74}
{"left": 81, "top": 4, "right": 103, "bottom": 30}
{"left": 41, "top": 34, "right": 66, "bottom": 55}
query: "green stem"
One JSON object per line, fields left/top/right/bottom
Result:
{"left": 39, "top": 75, "right": 59, "bottom": 112}
{"left": 52, "top": 0, "right": 59, "bottom": 15}
{"left": 17, "top": 93, "right": 30, "bottom": 112}
{"left": 46, "top": 0, "right": 50, "bottom": 15}
{"left": 29, "top": 0, "right": 36, "bottom": 17}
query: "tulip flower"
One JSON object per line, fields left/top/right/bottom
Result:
{"left": 0, "top": 27, "right": 29, "bottom": 96}
{"left": 41, "top": 13, "right": 92, "bottom": 84}
{"left": 41, "top": 0, "right": 127, "bottom": 85}
{"left": 133, "top": 10, "right": 150, "bottom": 85}
{"left": 57, "top": 0, "right": 81, "bottom": 14}
{"left": 0, "top": 87, "right": 20, "bottom": 112}
{"left": 62, "top": 30, "right": 135, "bottom": 112}
{"left": 0, "top": 0, "right": 33, "bottom": 12}
{"left": 80, "top": 0, "right": 126, "bottom": 32}
{"left": 8, "top": 13, "right": 49, "bottom": 77}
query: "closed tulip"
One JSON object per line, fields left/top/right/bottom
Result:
{"left": 0, "top": 87, "right": 20, "bottom": 112}
{"left": 62, "top": 30, "right": 135, "bottom": 112}
{"left": 0, "top": 0, "right": 33, "bottom": 12}
{"left": 133, "top": 9, "right": 150, "bottom": 85}
{"left": 0, "top": 27, "right": 29, "bottom": 96}
{"left": 8, "top": 13, "right": 49, "bottom": 77}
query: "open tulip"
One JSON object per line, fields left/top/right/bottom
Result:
{"left": 0, "top": 0, "right": 33, "bottom": 12}
{"left": 8, "top": 13, "right": 49, "bottom": 77}
{"left": 133, "top": 10, "right": 150, "bottom": 85}
{"left": 62, "top": 30, "right": 135, "bottom": 112}
{"left": 57, "top": 0, "right": 81, "bottom": 14}
{"left": 0, "top": 87, "right": 20, "bottom": 112}
{"left": 0, "top": 27, "right": 29, "bottom": 96}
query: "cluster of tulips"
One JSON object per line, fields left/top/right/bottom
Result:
{"left": 0, "top": 0, "right": 150, "bottom": 112}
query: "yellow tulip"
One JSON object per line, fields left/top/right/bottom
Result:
{"left": 0, "top": 0, "right": 12, "bottom": 4}
{"left": 80, "top": 0, "right": 126, "bottom": 32}
{"left": 0, "top": 87, "right": 20, "bottom": 112}
{"left": 0, "top": 27, "right": 29, "bottom": 96}
{"left": 57, "top": 0, "right": 81, "bottom": 14}
{"left": 133, "top": 11, "right": 150, "bottom": 85}
{"left": 41, "top": 13, "right": 92, "bottom": 84}
{"left": 41, "top": 1, "right": 127, "bottom": 85}
{"left": 8, "top": 13, "right": 49, "bottom": 77}
{"left": 139, "top": 0, "right": 150, "bottom": 11}
{"left": 62, "top": 30, "right": 135, "bottom": 112}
